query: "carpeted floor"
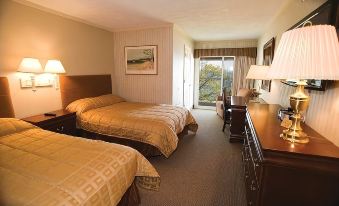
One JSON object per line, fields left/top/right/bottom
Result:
{"left": 139, "top": 109, "right": 247, "bottom": 206}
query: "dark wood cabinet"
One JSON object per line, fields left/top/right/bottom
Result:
{"left": 243, "top": 103, "right": 339, "bottom": 206}
{"left": 22, "top": 109, "right": 77, "bottom": 136}
{"left": 229, "top": 96, "right": 265, "bottom": 143}
{"left": 230, "top": 96, "right": 247, "bottom": 142}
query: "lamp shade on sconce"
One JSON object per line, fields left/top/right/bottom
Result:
{"left": 268, "top": 25, "right": 339, "bottom": 80}
{"left": 246, "top": 65, "right": 270, "bottom": 80}
{"left": 18, "top": 58, "right": 43, "bottom": 73}
{"left": 44, "top": 60, "right": 66, "bottom": 74}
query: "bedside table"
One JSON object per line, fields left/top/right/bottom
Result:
{"left": 22, "top": 109, "right": 77, "bottom": 136}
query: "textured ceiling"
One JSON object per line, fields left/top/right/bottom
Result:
{"left": 22, "top": 0, "right": 287, "bottom": 41}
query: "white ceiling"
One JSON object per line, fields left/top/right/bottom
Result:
{"left": 22, "top": 0, "right": 288, "bottom": 41}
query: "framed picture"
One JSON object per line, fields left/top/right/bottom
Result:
{"left": 125, "top": 45, "right": 157, "bottom": 75}
{"left": 261, "top": 37, "right": 275, "bottom": 92}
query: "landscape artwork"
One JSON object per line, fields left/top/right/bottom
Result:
{"left": 125, "top": 45, "right": 157, "bottom": 75}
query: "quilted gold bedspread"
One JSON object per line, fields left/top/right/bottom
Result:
{"left": 77, "top": 102, "right": 198, "bottom": 158}
{"left": 0, "top": 118, "right": 160, "bottom": 206}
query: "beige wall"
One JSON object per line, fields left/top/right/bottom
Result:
{"left": 172, "top": 26, "right": 194, "bottom": 106}
{"left": 113, "top": 26, "right": 173, "bottom": 104}
{"left": 0, "top": 0, "right": 115, "bottom": 118}
{"left": 257, "top": 0, "right": 339, "bottom": 146}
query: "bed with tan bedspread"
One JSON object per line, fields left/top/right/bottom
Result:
{"left": 66, "top": 95, "right": 198, "bottom": 158}
{"left": 0, "top": 118, "right": 160, "bottom": 206}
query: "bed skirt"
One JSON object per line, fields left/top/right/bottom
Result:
{"left": 80, "top": 126, "right": 189, "bottom": 158}
{"left": 118, "top": 181, "right": 140, "bottom": 206}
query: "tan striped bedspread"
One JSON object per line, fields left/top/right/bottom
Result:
{"left": 66, "top": 95, "right": 198, "bottom": 158}
{"left": 77, "top": 102, "right": 198, "bottom": 158}
{"left": 0, "top": 118, "right": 160, "bottom": 206}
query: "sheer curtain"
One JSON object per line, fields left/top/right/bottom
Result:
{"left": 233, "top": 55, "right": 256, "bottom": 95}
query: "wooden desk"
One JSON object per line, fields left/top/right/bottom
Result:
{"left": 229, "top": 96, "right": 265, "bottom": 142}
{"left": 229, "top": 96, "right": 248, "bottom": 142}
{"left": 243, "top": 103, "right": 339, "bottom": 206}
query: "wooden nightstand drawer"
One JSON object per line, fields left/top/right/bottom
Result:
{"left": 22, "top": 109, "right": 77, "bottom": 136}
{"left": 39, "top": 116, "right": 76, "bottom": 135}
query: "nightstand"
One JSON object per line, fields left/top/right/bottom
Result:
{"left": 22, "top": 109, "right": 77, "bottom": 136}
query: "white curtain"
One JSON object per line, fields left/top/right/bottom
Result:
{"left": 232, "top": 56, "right": 256, "bottom": 95}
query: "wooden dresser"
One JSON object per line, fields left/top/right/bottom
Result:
{"left": 243, "top": 103, "right": 339, "bottom": 206}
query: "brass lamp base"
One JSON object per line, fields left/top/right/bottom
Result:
{"left": 280, "top": 129, "right": 309, "bottom": 144}
{"left": 280, "top": 80, "right": 310, "bottom": 144}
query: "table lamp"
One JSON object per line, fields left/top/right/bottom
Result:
{"left": 44, "top": 60, "right": 66, "bottom": 89}
{"left": 17, "top": 58, "right": 43, "bottom": 91}
{"left": 246, "top": 65, "right": 270, "bottom": 100}
{"left": 268, "top": 24, "right": 339, "bottom": 144}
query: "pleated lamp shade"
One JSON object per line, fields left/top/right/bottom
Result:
{"left": 268, "top": 25, "right": 339, "bottom": 80}
{"left": 246, "top": 65, "right": 270, "bottom": 80}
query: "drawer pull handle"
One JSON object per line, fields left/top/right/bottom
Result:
{"left": 250, "top": 180, "right": 257, "bottom": 191}
{"left": 57, "top": 126, "right": 64, "bottom": 132}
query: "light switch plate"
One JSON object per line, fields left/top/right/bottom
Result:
{"left": 20, "top": 78, "right": 33, "bottom": 88}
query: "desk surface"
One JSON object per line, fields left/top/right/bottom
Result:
{"left": 230, "top": 96, "right": 265, "bottom": 109}
{"left": 230, "top": 96, "right": 248, "bottom": 108}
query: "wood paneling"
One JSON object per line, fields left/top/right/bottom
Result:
{"left": 113, "top": 26, "right": 173, "bottom": 104}
{"left": 0, "top": 77, "right": 14, "bottom": 118}
{"left": 59, "top": 75, "right": 112, "bottom": 108}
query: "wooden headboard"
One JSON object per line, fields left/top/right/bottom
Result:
{"left": 0, "top": 77, "right": 15, "bottom": 118}
{"left": 59, "top": 75, "right": 112, "bottom": 108}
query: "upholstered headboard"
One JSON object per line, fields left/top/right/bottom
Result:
{"left": 59, "top": 75, "right": 112, "bottom": 108}
{"left": 0, "top": 77, "right": 15, "bottom": 118}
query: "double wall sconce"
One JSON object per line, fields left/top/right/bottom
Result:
{"left": 17, "top": 58, "right": 66, "bottom": 91}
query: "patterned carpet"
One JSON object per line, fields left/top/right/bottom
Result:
{"left": 139, "top": 109, "right": 247, "bottom": 206}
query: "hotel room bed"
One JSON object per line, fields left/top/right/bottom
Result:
{"left": 66, "top": 94, "right": 198, "bottom": 158}
{"left": 0, "top": 76, "right": 160, "bottom": 206}
{"left": 60, "top": 75, "right": 198, "bottom": 158}
{"left": 0, "top": 118, "right": 160, "bottom": 205}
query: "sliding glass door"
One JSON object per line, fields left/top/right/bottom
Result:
{"left": 195, "top": 56, "right": 234, "bottom": 108}
{"left": 222, "top": 57, "right": 234, "bottom": 96}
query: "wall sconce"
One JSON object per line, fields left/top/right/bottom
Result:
{"left": 44, "top": 60, "right": 66, "bottom": 89}
{"left": 17, "top": 58, "right": 43, "bottom": 91}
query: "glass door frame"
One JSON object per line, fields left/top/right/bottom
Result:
{"left": 194, "top": 56, "right": 235, "bottom": 110}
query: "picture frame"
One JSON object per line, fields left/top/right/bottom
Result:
{"left": 280, "top": 0, "right": 339, "bottom": 91}
{"left": 261, "top": 37, "right": 275, "bottom": 92}
{"left": 125, "top": 45, "right": 157, "bottom": 75}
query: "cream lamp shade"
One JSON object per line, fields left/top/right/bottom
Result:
{"left": 268, "top": 25, "right": 339, "bottom": 80}
{"left": 44, "top": 60, "right": 66, "bottom": 74}
{"left": 18, "top": 58, "right": 43, "bottom": 73}
{"left": 246, "top": 65, "right": 270, "bottom": 80}
{"left": 266, "top": 24, "right": 339, "bottom": 144}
